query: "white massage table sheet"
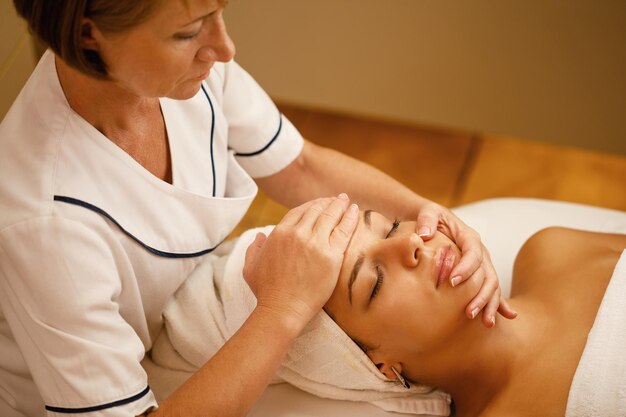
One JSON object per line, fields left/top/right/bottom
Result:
{"left": 146, "top": 198, "right": 626, "bottom": 416}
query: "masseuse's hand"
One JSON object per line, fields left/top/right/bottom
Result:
{"left": 416, "top": 202, "right": 518, "bottom": 327}
{"left": 243, "top": 194, "right": 359, "bottom": 327}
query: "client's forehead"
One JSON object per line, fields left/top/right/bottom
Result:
{"left": 324, "top": 210, "right": 383, "bottom": 321}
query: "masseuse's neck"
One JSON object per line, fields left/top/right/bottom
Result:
{"left": 412, "top": 300, "right": 540, "bottom": 415}
{"left": 55, "top": 56, "right": 159, "bottom": 135}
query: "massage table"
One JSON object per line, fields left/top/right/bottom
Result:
{"left": 146, "top": 198, "right": 626, "bottom": 416}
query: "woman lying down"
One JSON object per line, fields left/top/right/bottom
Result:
{"left": 151, "top": 206, "right": 626, "bottom": 417}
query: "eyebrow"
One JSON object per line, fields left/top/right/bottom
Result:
{"left": 364, "top": 209, "right": 372, "bottom": 227}
{"left": 348, "top": 255, "right": 364, "bottom": 305}
{"left": 180, "top": 0, "right": 229, "bottom": 27}
{"left": 347, "top": 210, "right": 373, "bottom": 305}
{"left": 181, "top": 12, "right": 211, "bottom": 27}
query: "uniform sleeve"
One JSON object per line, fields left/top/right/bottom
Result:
{"left": 0, "top": 217, "right": 157, "bottom": 417}
{"left": 220, "top": 60, "right": 304, "bottom": 178}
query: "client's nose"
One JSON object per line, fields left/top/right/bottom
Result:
{"left": 387, "top": 233, "right": 423, "bottom": 267}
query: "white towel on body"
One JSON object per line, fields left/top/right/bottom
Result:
{"left": 565, "top": 250, "right": 626, "bottom": 417}
{"left": 152, "top": 226, "right": 451, "bottom": 416}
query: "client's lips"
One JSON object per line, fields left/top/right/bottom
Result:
{"left": 435, "top": 245, "right": 456, "bottom": 289}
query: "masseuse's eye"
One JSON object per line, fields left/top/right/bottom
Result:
{"left": 175, "top": 31, "right": 201, "bottom": 41}
{"left": 174, "top": 9, "right": 220, "bottom": 41}
{"left": 385, "top": 219, "right": 400, "bottom": 239}
{"left": 175, "top": 23, "right": 202, "bottom": 41}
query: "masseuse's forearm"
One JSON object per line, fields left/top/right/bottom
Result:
{"left": 151, "top": 306, "right": 303, "bottom": 417}
{"left": 258, "top": 140, "right": 430, "bottom": 220}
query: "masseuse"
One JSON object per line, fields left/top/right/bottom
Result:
{"left": 0, "top": 1, "right": 515, "bottom": 416}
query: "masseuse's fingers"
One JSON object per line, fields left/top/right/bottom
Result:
{"left": 418, "top": 202, "right": 517, "bottom": 326}
{"left": 497, "top": 297, "right": 518, "bottom": 319}
{"left": 417, "top": 202, "right": 483, "bottom": 286}
{"left": 242, "top": 232, "right": 267, "bottom": 293}
{"left": 305, "top": 193, "right": 358, "bottom": 251}
{"left": 279, "top": 197, "right": 333, "bottom": 226}
{"left": 465, "top": 266, "right": 497, "bottom": 322}
{"left": 470, "top": 247, "right": 517, "bottom": 326}
{"left": 481, "top": 286, "right": 502, "bottom": 328}
{"left": 415, "top": 203, "right": 442, "bottom": 241}
{"left": 449, "top": 244, "right": 482, "bottom": 287}
{"left": 312, "top": 193, "right": 350, "bottom": 235}
{"left": 447, "top": 226, "right": 483, "bottom": 287}
{"left": 298, "top": 197, "right": 337, "bottom": 230}
{"left": 482, "top": 248, "right": 517, "bottom": 320}
{"left": 463, "top": 246, "right": 494, "bottom": 319}
{"left": 242, "top": 196, "right": 358, "bottom": 325}
{"left": 478, "top": 250, "right": 501, "bottom": 326}
{"left": 328, "top": 203, "right": 359, "bottom": 250}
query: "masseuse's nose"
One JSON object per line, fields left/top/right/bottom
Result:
{"left": 381, "top": 233, "right": 424, "bottom": 268}
{"left": 196, "top": 13, "right": 236, "bottom": 63}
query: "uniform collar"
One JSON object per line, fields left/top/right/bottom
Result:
{"left": 44, "top": 52, "right": 257, "bottom": 256}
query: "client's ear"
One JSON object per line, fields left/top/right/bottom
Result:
{"left": 367, "top": 350, "right": 403, "bottom": 381}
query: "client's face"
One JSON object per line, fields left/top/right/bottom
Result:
{"left": 324, "top": 210, "right": 481, "bottom": 373}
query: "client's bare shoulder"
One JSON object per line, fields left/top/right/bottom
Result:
{"left": 490, "top": 228, "right": 626, "bottom": 417}
{"left": 511, "top": 227, "right": 625, "bottom": 304}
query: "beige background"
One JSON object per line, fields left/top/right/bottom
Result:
{"left": 0, "top": 2, "right": 39, "bottom": 120}
{"left": 2, "top": 1, "right": 625, "bottom": 155}
{"left": 224, "top": 0, "right": 626, "bottom": 155}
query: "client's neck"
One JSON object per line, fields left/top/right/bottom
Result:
{"left": 408, "top": 300, "right": 541, "bottom": 415}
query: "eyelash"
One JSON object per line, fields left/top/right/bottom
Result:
{"left": 176, "top": 32, "right": 201, "bottom": 41}
{"left": 371, "top": 265, "right": 384, "bottom": 300}
{"left": 370, "top": 219, "right": 399, "bottom": 301}
{"left": 386, "top": 218, "right": 400, "bottom": 239}
{"left": 175, "top": 10, "right": 220, "bottom": 41}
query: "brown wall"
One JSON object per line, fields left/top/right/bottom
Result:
{"left": 224, "top": 0, "right": 626, "bottom": 155}
{"left": 0, "top": 3, "right": 38, "bottom": 120}
{"left": 3, "top": 1, "right": 625, "bottom": 155}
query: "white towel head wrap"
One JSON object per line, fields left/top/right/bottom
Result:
{"left": 158, "top": 226, "right": 451, "bottom": 416}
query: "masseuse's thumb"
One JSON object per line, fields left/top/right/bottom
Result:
{"left": 243, "top": 232, "right": 267, "bottom": 284}
{"left": 416, "top": 207, "right": 438, "bottom": 241}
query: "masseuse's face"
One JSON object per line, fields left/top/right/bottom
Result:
{"left": 91, "top": 0, "right": 235, "bottom": 99}
{"left": 324, "top": 210, "right": 480, "bottom": 375}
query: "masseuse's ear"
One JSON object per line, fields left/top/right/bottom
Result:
{"left": 79, "top": 18, "right": 102, "bottom": 51}
{"left": 367, "top": 350, "right": 402, "bottom": 381}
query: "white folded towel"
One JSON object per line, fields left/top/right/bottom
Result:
{"left": 565, "top": 250, "right": 626, "bottom": 417}
{"left": 152, "top": 226, "right": 451, "bottom": 416}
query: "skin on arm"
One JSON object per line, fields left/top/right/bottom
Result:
{"left": 256, "top": 141, "right": 429, "bottom": 220}
{"left": 146, "top": 196, "right": 359, "bottom": 417}
{"left": 256, "top": 140, "right": 516, "bottom": 326}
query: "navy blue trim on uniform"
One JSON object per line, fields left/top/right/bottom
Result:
{"left": 234, "top": 112, "right": 283, "bottom": 157}
{"left": 45, "top": 385, "right": 151, "bottom": 414}
{"left": 54, "top": 196, "right": 222, "bottom": 259}
{"left": 201, "top": 84, "right": 217, "bottom": 197}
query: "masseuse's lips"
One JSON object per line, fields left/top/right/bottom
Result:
{"left": 196, "top": 71, "right": 209, "bottom": 79}
{"left": 435, "top": 245, "right": 456, "bottom": 289}
{"left": 195, "top": 68, "right": 212, "bottom": 80}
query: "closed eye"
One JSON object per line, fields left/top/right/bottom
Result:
{"left": 175, "top": 31, "right": 201, "bottom": 40}
{"left": 385, "top": 219, "right": 400, "bottom": 239}
{"left": 370, "top": 265, "right": 384, "bottom": 301}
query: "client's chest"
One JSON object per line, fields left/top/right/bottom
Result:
{"left": 492, "top": 305, "right": 600, "bottom": 417}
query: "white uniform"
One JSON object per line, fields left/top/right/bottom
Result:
{"left": 0, "top": 51, "right": 304, "bottom": 417}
